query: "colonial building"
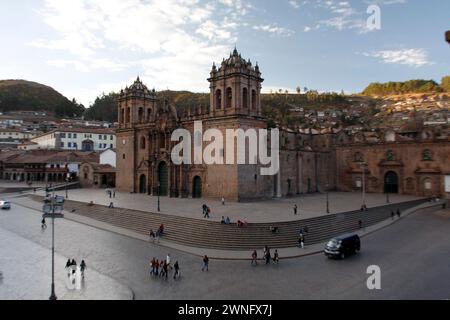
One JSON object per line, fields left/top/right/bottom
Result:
{"left": 116, "top": 49, "right": 334, "bottom": 201}
{"left": 335, "top": 127, "right": 450, "bottom": 198}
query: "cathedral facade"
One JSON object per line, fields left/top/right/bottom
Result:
{"left": 115, "top": 49, "right": 334, "bottom": 201}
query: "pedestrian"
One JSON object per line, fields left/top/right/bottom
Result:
{"left": 71, "top": 259, "right": 77, "bottom": 267}
{"left": 202, "top": 255, "right": 209, "bottom": 272}
{"left": 173, "top": 261, "right": 180, "bottom": 279}
{"left": 166, "top": 254, "right": 172, "bottom": 271}
{"left": 113, "top": 190, "right": 116, "bottom": 198}
{"left": 391, "top": 210, "right": 395, "bottom": 220}
{"left": 150, "top": 258, "right": 156, "bottom": 276}
{"left": 251, "top": 250, "right": 258, "bottom": 266}
{"left": 65, "top": 259, "right": 71, "bottom": 269}
{"left": 204, "top": 206, "right": 210, "bottom": 219}
{"left": 358, "top": 219, "right": 363, "bottom": 229}
{"left": 158, "top": 224, "right": 164, "bottom": 236}
{"left": 41, "top": 218, "right": 47, "bottom": 230}
{"left": 80, "top": 260, "right": 87, "bottom": 277}
{"left": 202, "top": 204, "right": 207, "bottom": 217}
{"left": 162, "top": 261, "right": 168, "bottom": 280}
{"left": 396, "top": 209, "right": 401, "bottom": 218}
{"left": 221, "top": 197, "right": 225, "bottom": 205}
{"left": 221, "top": 216, "right": 226, "bottom": 224}
{"left": 154, "top": 259, "right": 159, "bottom": 276}
{"left": 149, "top": 230, "right": 156, "bottom": 242}
{"left": 273, "top": 250, "right": 279, "bottom": 264}
{"left": 298, "top": 233, "right": 305, "bottom": 248}
{"left": 108, "top": 202, "right": 114, "bottom": 208}
{"left": 293, "top": 204, "right": 298, "bottom": 215}
{"left": 159, "top": 260, "right": 166, "bottom": 278}
{"left": 265, "top": 247, "right": 271, "bottom": 264}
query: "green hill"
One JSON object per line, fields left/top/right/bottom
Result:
{"left": 0, "top": 80, "right": 85, "bottom": 117}
{"left": 362, "top": 77, "right": 450, "bottom": 96}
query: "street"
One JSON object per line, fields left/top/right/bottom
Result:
{"left": 0, "top": 203, "right": 449, "bottom": 300}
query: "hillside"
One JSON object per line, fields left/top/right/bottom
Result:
{"left": 0, "top": 80, "right": 85, "bottom": 118}
{"left": 362, "top": 76, "right": 450, "bottom": 96}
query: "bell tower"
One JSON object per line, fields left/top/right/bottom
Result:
{"left": 208, "top": 48, "right": 264, "bottom": 117}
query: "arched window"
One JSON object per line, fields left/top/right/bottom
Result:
{"left": 422, "top": 149, "right": 432, "bottom": 161}
{"left": 215, "top": 89, "right": 222, "bottom": 109}
{"left": 226, "top": 87, "right": 232, "bottom": 108}
{"left": 251, "top": 90, "right": 257, "bottom": 110}
{"left": 126, "top": 107, "right": 131, "bottom": 123}
{"left": 138, "top": 107, "right": 144, "bottom": 122}
{"left": 140, "top": 136, "right": 146, "bottom": 149}
{"left": 242, "top": 88, "right": 248, "bottom": 108}
{"left": 120, "top": 108, "right": 125, "bottom": 123}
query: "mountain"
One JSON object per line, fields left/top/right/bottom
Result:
{"left": 362, "top": 77, "right": 450, "bottom": 96}
{"left": 0, "top": 80, "right": 85, "bottom": 117}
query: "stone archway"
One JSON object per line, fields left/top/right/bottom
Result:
{"left": 384, "top": 171, "right": 399, "bottom": 194}
{"left": 192, "top": 176, "right": 202, "bottom": 198}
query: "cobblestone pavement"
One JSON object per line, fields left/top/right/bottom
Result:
{"left": 33, "top": 187, "right": 422, "bottom": 223}
{"left": 1, "top": 201, "right": 449, "bottom": 300}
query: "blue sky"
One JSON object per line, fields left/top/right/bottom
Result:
{"left": 0, "top": 0, "right": 449, "bottom": 106}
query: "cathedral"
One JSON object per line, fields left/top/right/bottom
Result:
{"left": 115, "top": 49, "right": 450, "bottom": 201}
{"left": 115, "top": 49, "right": 334, "bottom": 201}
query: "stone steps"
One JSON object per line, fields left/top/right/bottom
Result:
{"left": 29, "top": 195, "right": 425, "bottom": 250}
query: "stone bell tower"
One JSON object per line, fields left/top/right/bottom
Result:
{"left": 208, "top": 47, "right": 264, "bottom": 118}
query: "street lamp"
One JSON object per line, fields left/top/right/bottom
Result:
{"left": 360, "top": 162, "right": 368, "bottom": 209}
{"left": 42, "top": 192, "right": 64, "bottom": 301}
{"left": 157, "top": 182, "right": 161, "bottom": 212}
{"left": 326, "top": 183, "right": 330, "bottom": 214}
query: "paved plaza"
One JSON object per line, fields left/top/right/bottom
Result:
{"left": 33, "top": 187, "right": 421, "bottom": 223}
{"left": 0, "top": 200, "right": 449, "bottom": 300}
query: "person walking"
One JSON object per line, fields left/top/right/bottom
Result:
{"left": 162, "top": 261, "right": 168, "bottom": 280}
{"left": 71, "top": 259, "right": 77, "bottom": 267}
{"left": 80, "top": 260, "right": 87, "bottom": 278}
{"left": 166, "top": 254, "right": 172, "bottom": 272}
{"left": 221, "top": 197, "right": 225, "bottom": 206}
{"left": 396, "top": 209, "right": 401, "bottom": 218}
{"left": 251, "top": 250, "right": 258, "bottom": 266}
{"left": 202, "top": 255, "right": 209, "bottom": 272}
{"left": 150, "top": 258, "right": 156, "bottom": 276}
{"left": 149, "top": 230, "right": 156, "bottom": 242}
{"left": 273, "top": 250, "right": 279, "bottom": 264}
{"left": 154, "top": 259, "right": 160, "bottom": 277}
{"left": 265, "top": 247, "right": 271, "bottom": 264}
{"left": 41, "top": 218, "right": 47, "bottom": 230}
{"left": 293, "top": 204, "right": 298, "bottom": 215}
{"left": 173, "top": 261, "right": 180, "bottom": 279}
{"left": 391, "top": 210, "right": 395, "bottom": 220}
{"left": 298, "top": 233, "right": 305, "bottom": 249}
{"left": 159, "top": 260, "right": 166, "bottom": 278}
{"left": 358, "top": 219, "right": 363, "bottom": 229}
{"left": 113, "top": 190, "right": 116, "bottom": 198}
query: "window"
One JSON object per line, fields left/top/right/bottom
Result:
{"left": 73, "top": 133, "right": 77, "bottom": 139}
{"left": 60, "top": 142, "right": 64, "bottom": 148}
{"left": 60, "top": 133, "right": 66, "bottom": 138}
{"left": 386, "top": 150, "right": 395, "bottom": 161}
{"left": 73, "top": 142, "right": 78, "bottom": 149}
{"left": 422, "top": 149, "right": 432, "bottom": 161}
{"left": 104, "top": 135, "right": 107, "bottom": 140}
{"left": 68, "top": 142, "right": 72, "bottom": 148}
{"left": 110, "top": 135, "right": 113, "bottom": 140}
{"left": 140, "top": 136, "right": 146, "bottom": 149}
{"left": 123, "top": 154, "right": 126, "bottom": 159}
{"left": 99, "top": 135, "right": 102, "bottom": 140}
{"left": 226, "top": 87, "right": 232, "bottom": 108}
{"left": 215, "top": 89, "right": 222, "bottom": 109}
{"left": 354, "top": 152, "right": 363, "bottom": 162}
{"left": 68, "top": 133, "right": 72, "bottom": 138}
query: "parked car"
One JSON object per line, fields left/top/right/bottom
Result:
{"left": 0, "top": 201, "right": 11, "bottom": 210}
{"left": 324, "top": 234, "right": 360, "bottom": 259}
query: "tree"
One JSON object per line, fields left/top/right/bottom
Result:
{"left": 442, "top": 76, "right": 450, "bottom": 92}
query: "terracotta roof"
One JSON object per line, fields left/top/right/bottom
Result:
{"left": 33, "top": 127, "right": 115, "bottom": 139}
{"left": 83, "top": 162, "right": 115, "bottom": 173}
{"left": 3, "top": 150, "right": 99, "bottom": 164}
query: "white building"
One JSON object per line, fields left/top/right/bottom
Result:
{"left": 0, "top": 128, "right": 40, "bottom": 140}
{"left": 100, "top": 148, "right": 116, "bottom": 167}
{"left": 31, "top": 128, "right": 116, "bottom": 152}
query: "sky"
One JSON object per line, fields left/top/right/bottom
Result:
{"left": 0, "top": 0, "right": 449, "bottom": 107}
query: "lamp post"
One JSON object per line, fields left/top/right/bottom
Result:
{"left": 360, "top": 162, "right": 368, "bottom": 209}
{"left": 326, "top": 183, "right": 330, "bottom": 214}
{"left": 157, "top": 182, "right": 161, "bottom": 212}
{"left": 43, "top": 190, "right": 64, "bottom": 301}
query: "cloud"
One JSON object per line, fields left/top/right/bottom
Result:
{"left": 30, "top": 0, "right": 251, "bottom": 105}
{"left": 289, "top": 1, "right": 301, "bottom": 9}
{"left": 252, "top": 24, "right": 295, "bottom": 37}
{"left": 363, "top": 48, "right": 434, "bottom": 67}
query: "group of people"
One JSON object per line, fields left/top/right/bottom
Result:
{"left": 107, "top": 189, "right": 116, "bottom": 198}
{"left": 251, "top": 247, "right": 279, "bottom": 265}
{"left": 391, "top": 209, "right": 402, "bottom": 219}
{"left": 65, "top": 259, "right": 87, "bottom": 277}
{"left": 220, "top": 216, "right": 231, "bottom": 225}
{"left": 150, "top": 254, "right": 180, "bottom": 280}
{"left": 149, "top": 224, "right": 165, "bottom": 243}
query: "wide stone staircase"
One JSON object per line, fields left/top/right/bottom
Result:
{"left": 29, "top": 195, "right": 426, "bottom": 250}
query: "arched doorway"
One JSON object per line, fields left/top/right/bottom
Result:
{"left": 192, "top": 176, "right": 202, "bottom": 198}
{"left": 384, "top": 171, "right": 399, "bottom": 194}
{"left": 139, "top": 174, "right": 147, "bottom": 194}
{"left": 158, "top": 162, "right": 168, "bottom": 196}
{"left": 82, "top": 139, "right": 94, "bottom": 151}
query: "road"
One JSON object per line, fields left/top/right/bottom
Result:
{"left": 0, "top": 202, "right": 449, "bottom": 300}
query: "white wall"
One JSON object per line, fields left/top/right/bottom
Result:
{"left": 100, "top": 149, "right": 116, "bottom": 167}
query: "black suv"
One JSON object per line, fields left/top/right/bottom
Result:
{"left": 324, "top": 234, "right": 361, "bottom": 259}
